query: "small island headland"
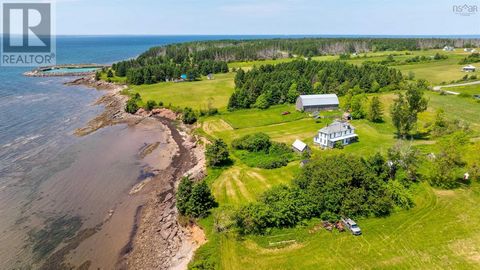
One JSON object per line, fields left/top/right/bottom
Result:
{"left": 24, "top": 64, "right": 109, "bottom": 77}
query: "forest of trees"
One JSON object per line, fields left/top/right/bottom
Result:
{"left": 112, "top": 37, "right": 480, "bottom": 86}
{"left": 113, "top": 58, "right": 228, "bottom": 85}
{"left": 140, "top": 38, "right": 480, "bottom": 62}
{"left": 228, "top": 60, "right": 404, "bottom": 110}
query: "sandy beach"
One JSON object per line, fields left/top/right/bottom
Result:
{"left": 37, "top": 76, "right": 207, "bottom": 269}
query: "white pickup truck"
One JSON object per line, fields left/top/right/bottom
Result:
{"left": 341, "top": 218, "right": 362, "bottom": 236}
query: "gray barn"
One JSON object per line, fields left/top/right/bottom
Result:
{"left": 295, "top": 94, "right": 339, "bottom": 112}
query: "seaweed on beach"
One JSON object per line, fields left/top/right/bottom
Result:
{"left": 28, "top": 215, "right": 83, "bottom": 261}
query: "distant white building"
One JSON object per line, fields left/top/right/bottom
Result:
{"left": 314, "top": 120, "right": 358, "bottom": 148}
{"left": 295, "top": 94, "right": 339, "bottom": 112}
{"left": 443, "top": 46, "right": 455, "bottom": 52}
{"left": 463, "top": 65, "right": 476, "bottom": 72}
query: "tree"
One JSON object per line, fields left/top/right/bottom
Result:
{"left": 287, "top": 83, "right": 298, "bottom": 103}
{"left": 387, "top": 141, "right": 420, "bottom": 181}
{"left": 390, "top": 85, "right": 428, "bottom": 138}
{"left": 176, "top": 176, "right": 193, "bottom": 215}
{"left": 182, "top": 107, "right": 197, "bottom": 124}
{"left": 350, "top": 94, "right": 367, "bottom": 119}
{"left": 205, "top": 139, "right": 230, "bottom": 167}
{"left": 367, "top": 96, "right": 383, "bottom": 122}
{"left": 429, "top": 132, "right": 469, "bottom": 188}
{"left": 107, "top": 69, "right": 114, "bottom": 78}
{"left": 254, "top": 93, "right": 270, "bottom": 109}
{"left": 186, "top": 181, "right": 217, "bottom": 218}
{"left": 95, "top": 71, "right": 101, "bottom": 81}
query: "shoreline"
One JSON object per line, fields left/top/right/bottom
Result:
{"left": 57, "top": 76, "right": 206, "bottom": 269}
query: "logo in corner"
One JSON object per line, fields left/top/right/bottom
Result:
{"left": 1, "top": 1, "right": 56, "bottom": 67}
{"left": 452, "top": 3, "right": 479, "bottom": 16}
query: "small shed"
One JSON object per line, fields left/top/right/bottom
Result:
{"left": 296, "top": 94, "right": 339, "bottom": 112}
{"left": 463, "top": 65, "right": 476, "bottom": 72}
{"left": 292, "top": 139, "right": 309, "bottom": 153}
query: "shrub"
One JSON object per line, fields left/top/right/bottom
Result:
{"left": 182, "top": 107, "right": 197, "bottom": 124}
{"left": 145, "top": 100, "right": 157, "bottom": 111}
{"left": 205, "top": 139, "right": 230, "bottom": 167}
{"left": 125, "top": 99, "right": 139, "bottom": 114}
{"left": 177, "top": 176, "right": 193, "bottom": 216}
{"left": 231, "top": 133, "right": 271, "bottom": 152}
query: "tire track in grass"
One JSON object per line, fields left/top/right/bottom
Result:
{"left": 232, "top": 169, "right": 254, "bottom": 203}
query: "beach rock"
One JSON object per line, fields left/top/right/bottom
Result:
{"left": 163, "top": 193, "right": 173, "bottom": 203}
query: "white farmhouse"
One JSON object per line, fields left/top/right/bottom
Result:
{"left": 314, "top": 120, "right": 358, "bottom": 148}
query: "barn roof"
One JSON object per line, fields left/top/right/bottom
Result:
{"left": 298, "top": 94, "right": 339, "bottom": 107}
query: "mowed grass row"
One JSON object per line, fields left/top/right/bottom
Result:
{"left": 212, "top": 163, "right": 300, "bottom": 206}
{"left": 202, "top": 183, "right": 480, "bottom": 270}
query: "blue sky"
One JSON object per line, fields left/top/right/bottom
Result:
{"left": 51, "top": 0, "right": 480, "bottom": 35}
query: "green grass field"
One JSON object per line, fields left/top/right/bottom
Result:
{"left": 129, "top": 73, "right": 235, "bottom": 110}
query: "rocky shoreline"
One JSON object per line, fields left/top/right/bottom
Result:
{"left": 66, "top": 76, "right": 207, "bottom": 269}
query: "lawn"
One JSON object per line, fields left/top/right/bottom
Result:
{"left": 345, "top": 49, "right": 476, "bottom": 85}
{"left": 200, "top": 182, "right": 480, "bottom": 269}
{"left": 447, "top": 84, "right": 480, "bottom": 96}
{"left": 129, "top": 73, "right": 235, "bottom": 110}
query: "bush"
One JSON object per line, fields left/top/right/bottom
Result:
{"left": 125, "top": 99, "right": 139, "bottom": 114}
{"left": 231, "top": 133, "right": 271, "bottom": 152}
{"left": 182, "top": 107, "right": 197, "bottom": 124}
{"left": 205, "top": 139, "right": 230, "bottom": 167}
{"left": 145, "top": 100, "right": 157, "bottom": 111}
{"left": 233, "top": 136, "right": 293, "bottom": 169}
{"left": 177, "top": 176, "right": 193, "bottom": 216}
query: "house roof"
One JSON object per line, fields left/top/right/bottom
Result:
{"left": 298, "top": 94, "right": 339, "bottom": 107}
{"left": 292, "top": 139, "right": 307, "bottom": 151}
{"left": 320, "top": 120, "right": 355, "bottom": 134}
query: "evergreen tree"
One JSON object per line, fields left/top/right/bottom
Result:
{"left": 367, "top": 96, "right": 383, "bottom": 122}
{"left": 107, "top": 69, "right": 114, "bottom": 78}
